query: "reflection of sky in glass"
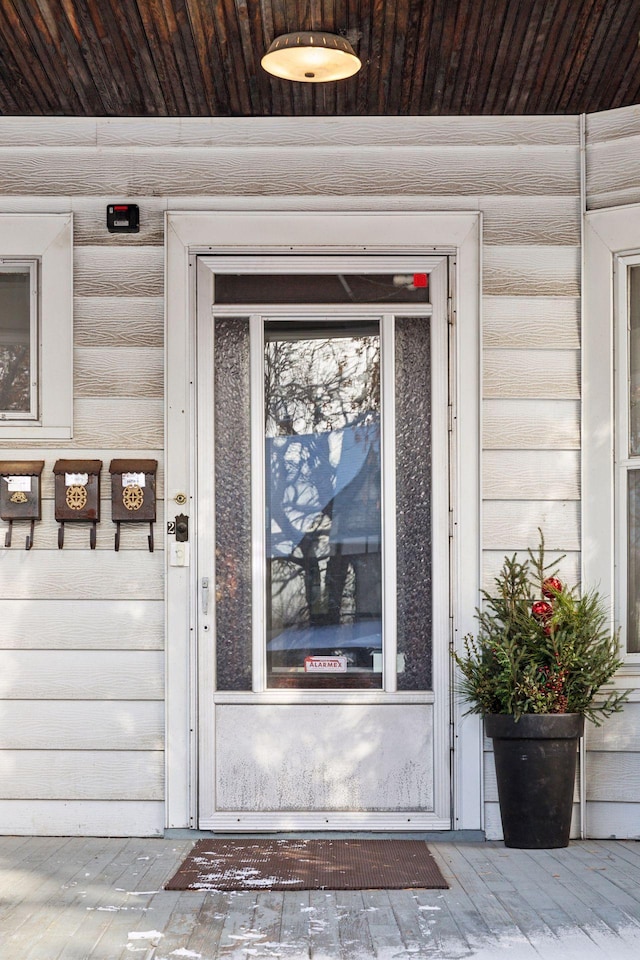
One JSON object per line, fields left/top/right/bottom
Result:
{"left": 265, "top": 325, "right": 382, "bottom": 684}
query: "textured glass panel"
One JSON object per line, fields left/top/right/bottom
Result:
{"left": 214, "top": 317, "right": 252, "bottom": 690}
{"left": 265, "top": 320, "right": 382, "bottom": 689}
{"left": 630, "top": 266, "right": 640, "bottom": 456}
{"left": 628, "top": 471, "right": 640, "bottom": 654}
{"left": 215, "top": 274, "right": 430, "bottom": 305}
{"left": 0, "top": 269, "right": 31, "bottom": 414}
{"left": 396, "top": 317, "right": 432, "bottom": 690}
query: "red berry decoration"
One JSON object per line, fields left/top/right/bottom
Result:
{"left": 542, "top": 576, "right": 563, "bottom": 598}
{"left": 532, "top": 600, "right": 553, "bottom": 620}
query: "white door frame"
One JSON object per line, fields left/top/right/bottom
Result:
{"left": 165, "top": 208, "right": 482, "bottom": 831}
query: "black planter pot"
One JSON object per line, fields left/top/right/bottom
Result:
{"left": 485, "top": 713, "right": 584, "bottom": 849}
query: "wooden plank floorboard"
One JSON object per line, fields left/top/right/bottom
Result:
{"left": 308, "top": 890, "right": 342, "bottom": 959}
{"left": 252, "top": 890, "right": 286, "bottom": 952}
{"left": 412, "top": 888, "right": 472, "bottom": 956}
{"left": 214, "top": 889, "right": 263, "bottom": 956}
{"left": 279, "top": 889, "right": 312, "bottom": 956}
{"left": 184, "top": 889, "right": 232, "bottom": 957}
{"left": 385, "top": 888, "right": 436, "bottom": 953}
{"left": 361, "top": 889, "right": 404, "bottom": 956}
{"left": 336, "top": 890, "right": 374, "bottom": 958}
{"left": 159, "top": 887, "right": 208, "bottom": 944}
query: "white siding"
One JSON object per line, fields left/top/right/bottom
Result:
{"left": 1, "top": 110, "right": 632, "bottom": 838}
{"left": 586, "top": 105, "right": 640, "bottom": 210}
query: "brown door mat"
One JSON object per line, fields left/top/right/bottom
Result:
{"left": 164, "top": 838, "right": 449, "bottom": 891}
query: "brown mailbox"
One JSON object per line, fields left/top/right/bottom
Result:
{"left": 109, "top": 458, "right": 157, "bottom": 552}
{"left": 0, "top": 460, "right": 44, "bottom": 550}
{"left": 53, "top": 459, "right": 102, "bottom": 549}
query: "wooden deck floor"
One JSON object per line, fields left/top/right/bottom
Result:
{"left": 1, "top": 837, "right": 640, "bottom": 959}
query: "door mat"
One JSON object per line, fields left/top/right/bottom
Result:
{"left": 164, "top": 839, "right": 449, "bottom": 891}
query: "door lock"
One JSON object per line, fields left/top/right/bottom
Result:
{"left": 175, "top": 513, "right": 189, "bottom": 542}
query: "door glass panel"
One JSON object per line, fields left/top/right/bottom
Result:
{"left": 629, "top": 264, "right": 640, "bottom": 456}
{"left": 265, "top": 320, "right": 382, "bottom": 689}
{"left": 628, "top": 470, "right": 640, "bottom": 654}
{"left": 0, "top": 268, "right": 32, "bottom": 415}
{"left": 214, "top": 317, "right": 252, "bottom": 690}
{"left": 215, "top": 273, "right": 430, "bottom": 304}
{"left": 395, "top": 317, "right": 432, "bottom": 689}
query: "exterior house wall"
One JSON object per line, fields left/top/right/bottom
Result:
{"left": 0, "top": 113, "right": 597, "bottom": 838}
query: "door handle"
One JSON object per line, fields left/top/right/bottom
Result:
{"left": 201, "top": 577, "right": 210, "bottom": 615}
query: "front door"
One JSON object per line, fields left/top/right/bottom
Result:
{"left": 195, "top": 255, "right": 451, "bottom": 830}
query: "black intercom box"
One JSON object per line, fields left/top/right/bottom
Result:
{"left": 107, "top": 203, "right": 140, "bottom": 233}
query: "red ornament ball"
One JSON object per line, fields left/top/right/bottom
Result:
{"left": 532, "top": 600, "right": 553, "bottom": 620}
{"left": 542, "top": 576, "right": 563, "bottom": 598}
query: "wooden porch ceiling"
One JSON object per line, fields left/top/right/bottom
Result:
{"left": 0, "top": 1, "right": 639, "bottom": 118}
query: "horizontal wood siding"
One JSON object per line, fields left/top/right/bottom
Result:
{"left": 0, "top": 702, "right": 164, "bottom": 748}
{"left": 587, "top": 107, "right": 640, "bottom": 209}
{"left": 0, "top": 600, "right": 163, "bottom": 649}
{"left": 6, "top": 112, "right": 632, "bottom": 839}
{"left": 0, "top": 751, "right": 163, "bottom": 800}
{"left": 0, "top": 145, "right": 579, "bottom": 197}
{"left": 0, "top": 801, "right": 164, "bottom": 837}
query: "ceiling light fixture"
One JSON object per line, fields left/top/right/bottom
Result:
{"left": 261, "top": 31, "right": 361, "bottom": 83}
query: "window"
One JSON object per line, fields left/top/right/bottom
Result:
{"left": 264, "top": 319, "right": 384, "bottom": 688}
{"left": 0, "top": 262, "right": 37, "bottom": 419}
{"left": 0, "top": 215, "right": 73, "bottom": 440}
{"left": 618, "top": 256, "right": 640, "bottom": 654}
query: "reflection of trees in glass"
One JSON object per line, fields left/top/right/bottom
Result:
{"left": 0, "top": 271, "right": 31, "bottom": 413}
{"left": 265, "top": 328, "right": 381, "bottom": 649}
{"left": 265, "top": 331, "right": 380, "bottom": 437}
{"left": 0, "top": 345, "right": 30, "bottom": 412}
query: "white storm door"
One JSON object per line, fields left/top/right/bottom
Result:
{"left": 196, "top": 256, "right": 451, "bottom": 831}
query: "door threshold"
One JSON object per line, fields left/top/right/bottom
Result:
{"left": 164, "top": 828, "right": 486, "bottom": 842}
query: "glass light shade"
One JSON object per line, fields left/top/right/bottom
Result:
{"left": 261, "top": 31, "right": 361, "bottom": 83}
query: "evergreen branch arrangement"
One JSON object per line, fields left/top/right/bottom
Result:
{"left": 452, "top": 531, "right": 629, "bottom": 724}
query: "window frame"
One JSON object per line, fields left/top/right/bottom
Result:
{"left": 584, "top": 204, "right": 640, "bottom": 675}
{"left": 0, "top": 214, "right": 73, "bottom": 440}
